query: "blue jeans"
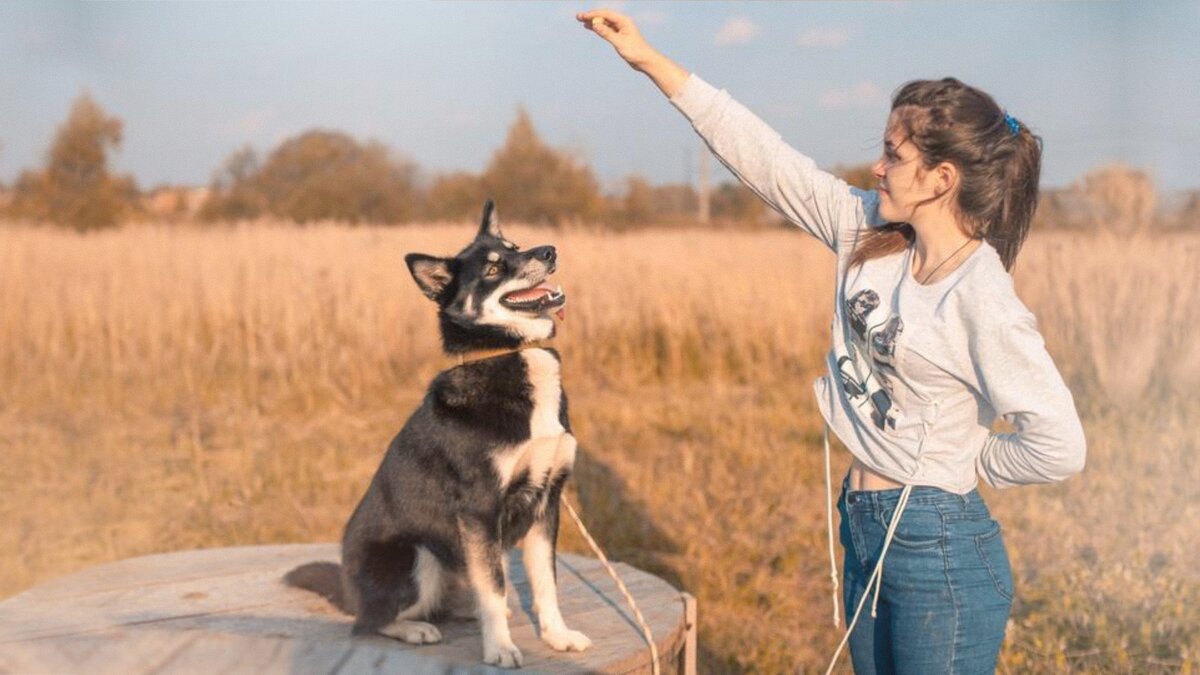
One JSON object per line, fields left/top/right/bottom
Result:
{"left": 838, "top": 476, "right": 1013, "bottom": 674}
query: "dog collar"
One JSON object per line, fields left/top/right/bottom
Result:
{"left": 444, "top": 340, "right": 555, "bottom": 369}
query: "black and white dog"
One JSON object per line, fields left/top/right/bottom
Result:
{"left": 285, "top": 201, "right": 590, "bottom": 668}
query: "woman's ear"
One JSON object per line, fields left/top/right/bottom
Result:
{"left": 935, "top": 161, "right": 959, "bottom": 197}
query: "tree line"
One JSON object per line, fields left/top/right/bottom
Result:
{"left": 1, "top": 92, "right": 1191, "bottom": 234}
{"left": 0, "top": 93, "right": 773, "bottom": 231}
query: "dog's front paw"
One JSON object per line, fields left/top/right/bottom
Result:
{"left": 542, "top": 628, "right": 592, "bottom": 652}
{"left": 484, "top": 640, "right": 523, "bottom": 668}
{"left": 542, "top": 624, "right": 592, "bottom": 653}
{"left": 379, "top": 620, "right": 442, "bottom": 644}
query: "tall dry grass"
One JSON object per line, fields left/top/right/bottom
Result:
{"left": 0, "top": 221, "right": 1196, "bottom": 673}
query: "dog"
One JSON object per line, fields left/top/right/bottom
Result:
{"left": 284, "top": 201, "right": 591, "bottom": 668}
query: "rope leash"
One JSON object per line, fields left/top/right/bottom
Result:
{"left": 561, "top": 495, "right": 661, "bottom": 675}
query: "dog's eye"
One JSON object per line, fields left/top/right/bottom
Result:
{"left": 485, "top": 263, "right": 502, "bottom": 277}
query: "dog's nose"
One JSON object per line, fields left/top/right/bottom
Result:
{"left": 530, "top": 246, "right": 556, "bottom": 264}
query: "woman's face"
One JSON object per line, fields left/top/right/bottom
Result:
{"left": 871, "top": 110, "right": 941, "bottom": 223}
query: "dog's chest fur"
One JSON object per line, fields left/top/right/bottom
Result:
{"left": 492, "top": 349, "right": 576, "bottom": 491}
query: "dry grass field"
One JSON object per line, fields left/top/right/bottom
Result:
{"left": 1, "top": 221, "right": 1197, "bottom": 673}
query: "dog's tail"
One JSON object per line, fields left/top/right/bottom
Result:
{"left": 283, "top": 562, "right": 352, "bottom": 615}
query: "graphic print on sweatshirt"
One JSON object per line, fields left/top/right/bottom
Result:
{"left": 838, "top": 288, "right": 904, "bottom": 431}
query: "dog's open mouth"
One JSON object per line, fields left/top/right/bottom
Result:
{"left": 500, "top": 282, "right": 567, "bottom": 319}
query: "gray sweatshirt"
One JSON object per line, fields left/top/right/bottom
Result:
{"left": 670, "top": 73, "right": 1086, "bottom": 493}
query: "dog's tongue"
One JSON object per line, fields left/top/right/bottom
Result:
{"left": 506, "top": 283, "right": 555, "bottom": 302}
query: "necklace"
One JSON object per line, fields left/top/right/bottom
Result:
{"left": 914, "top": 238, "right": 977, "bottom": 285}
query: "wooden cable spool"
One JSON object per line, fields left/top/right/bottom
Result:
{"left": 0, "top": 544, "right": 697, "bottom": 674}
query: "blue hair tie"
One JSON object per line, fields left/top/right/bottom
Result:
{"left": 1003, "top": 112, "right": 1020, "bottom": 136}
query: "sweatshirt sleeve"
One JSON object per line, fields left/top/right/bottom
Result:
{"left": 969, "top": 306, "right": 1087, "bottom": 489}
{"left": 669, "top": 73, "right": 881, "bottom": 254}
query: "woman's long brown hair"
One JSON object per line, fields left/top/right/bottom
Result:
{"left": 849, "top": 78, "right": 1043, "bottom": 273}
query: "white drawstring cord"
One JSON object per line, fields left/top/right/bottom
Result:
{"left": 869, "top": 485, "right": 911, "bottom": 619}
{"left": 822, "top": 422, "right": 840, "bottom": 627}
{"left": 822, "top": 421, "right": 914, "bottom": 675}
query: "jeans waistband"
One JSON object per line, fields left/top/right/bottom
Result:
{"left": 841, "top": 473, "right": 983, "bottom": 508}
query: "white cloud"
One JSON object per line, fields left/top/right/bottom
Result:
{"left": 637, "top": 9, "right": 667, "bottom": 26}
{"left": 797, "top": 26, "right": 849, "bottom": 49}
{"left": 818, "top": 82, "right": 885, "bottom": 110}
{"left": 714, "top": 17, "right": 759, "bottom": 47}
{"left": 229, "top": 109, "right": 275, "bottom": 137}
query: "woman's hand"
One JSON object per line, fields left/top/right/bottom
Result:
{"left": 576, "top": 10, "right": 657, "bottom": 70}
{"left": 577, "top": 9, "right": 689, "bottom": 98}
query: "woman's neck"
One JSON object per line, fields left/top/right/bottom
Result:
{"left": 909, "top": 214, "right": 980, "bottom": 283}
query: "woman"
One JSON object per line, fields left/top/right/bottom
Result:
{"left": 579, "top": 10, "right": 1087, "bottom": 674}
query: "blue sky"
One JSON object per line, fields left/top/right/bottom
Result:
{"left": 1, "top": 1, "right": 1196, "bottom": 193}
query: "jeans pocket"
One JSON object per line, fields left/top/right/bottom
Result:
{"left": 880, "top": 506, "right": 942, "bottom": 551}
{"left": 975, "top": 521, "right": 1015, "bottom": 602}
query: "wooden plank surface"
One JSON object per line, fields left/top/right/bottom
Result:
{"left": 0, "top": 544, "right": 687, "bottom": 674}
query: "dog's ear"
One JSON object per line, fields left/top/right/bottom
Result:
{"left": 405, "top": 254, "right": 453, "bottom": 301}
{"left": 476, "top": 199, "right": 503, "bottom": 240}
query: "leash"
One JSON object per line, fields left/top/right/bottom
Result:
{"left": 561, "top": 494, "right": 661, "bottom": 675}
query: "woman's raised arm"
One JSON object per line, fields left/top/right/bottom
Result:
{"left": 578, "top": 9, "right": 880, "bottom": 253}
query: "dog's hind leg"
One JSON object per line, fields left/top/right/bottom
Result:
{"left": 348, "top": 535, "right": 441, "bottom": 638}
{"left": 442, "top": 571, "right": 479, "bottom": 621}
{"left": 378, "top": 546, "right": 445, "bottom": 644}
{"left": 522, "top": 477, "right": 591, "bottom": 652}
{"left": 346, "top": 538, "right": 413, "bottom": 635}
{"left": 459, "top": 517, "right": 522, "bottom": 668}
